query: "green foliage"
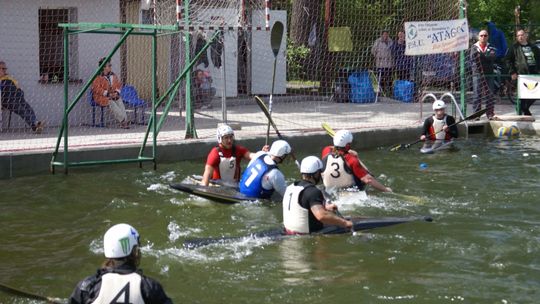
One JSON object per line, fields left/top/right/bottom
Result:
{"left": 286, "top": 38, "right": 310, "bottom": 80}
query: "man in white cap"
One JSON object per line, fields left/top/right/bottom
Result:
{"left": 420, "top": 100, "right": 458, "bottom": 150}
{"left": 69, "top": 223, "right": 172, "bottom": 304}
{"left": 283, "top": 156, "right": 352, "bottom": 235}
{"left": 239, "top": 139, "right": 291, "bottom": 200}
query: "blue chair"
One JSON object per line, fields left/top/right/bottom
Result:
{"left": 87, "top": 90, "right": 105, "bottom": 127}
{"left": 121, "top": 85, "right": 147, "bottom": 125}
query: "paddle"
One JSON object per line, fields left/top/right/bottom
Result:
{"left": 265, "top": 21, "right": 285, "bottom": 145}
{"left": 321, "top": 122, "right": 426, "bottom": 204}
{"left": 254, "top": 95, "right": 301, "bottom": 169}
{"left": 0, "top": 282, "right": 63, "bottom": 303}
{"left": 389, "top": 108, "right": 488, "bottom": 152}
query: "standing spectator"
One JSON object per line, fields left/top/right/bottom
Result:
{"left": 91, "top": 58, "right": 129, "bottom": 128}
{"left": 69, "top": 223, "right": 172, "bottom": 304}
{"left": 0, "top": 61, "right": 44, "bottom": 133}
{"left": 193, "top": 69, "right": 216, "bottom": 109}
{"left": 505, "top": 30, "right": 540, "bottom": 116}
{"left": 470, "top": 30, "right": 497, "bottom": 119}
{"left": 486, "top": 21, "right": 508, "bottom": 61}
{"left": 390, "top": 30, "right": 412, "bottom": 81}
{"left": 371, "top": 30, "right": 394, "bottom": 95}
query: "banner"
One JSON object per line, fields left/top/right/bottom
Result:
{"left": 518, "top": 75, "right": 540, "bottom": 99}
{"left": 405, "top": 18, "right": 469, "bottom": 55}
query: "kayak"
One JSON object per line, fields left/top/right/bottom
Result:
{"left": 183, "top": 215, "right": 433, "bottom": 248}
{"left": 169, "top": 182, "right": 271, "bottom": 205}
{"left": 420, "top": 140, "right": 455, "bottom": 154}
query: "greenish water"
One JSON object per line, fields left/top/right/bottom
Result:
{"left": 1, "top": 136, "right": 539, "bottom": 303}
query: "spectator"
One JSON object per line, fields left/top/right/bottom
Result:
{"left": 91, "top": 58, "right": 129, "bottom": 128}
{"left": 68, "top": 223, "right": 172, "bottom": 304}
{"left": 505, "top": 29, "right": 540, "bottom": 116}
{"left": 193, "top": 69, "right": 216, "bottom": 109}
{"left": 371, "top": 30, "right": 394, "bottom": 95}
{"left": 470, "top": 30, "right": 497, "bottom": 119}
{"left": 486, "top": 21, "right": 508, "bottom": 61}
{"left": 390, "top": 30, "right": 412, "bottom": 81}
{"left": 0, "top": 61, "right": 44, "bottom": 133}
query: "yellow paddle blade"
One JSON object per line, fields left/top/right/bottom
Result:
{"left": 321, "top": 122, "right": 336, "bottom": 137}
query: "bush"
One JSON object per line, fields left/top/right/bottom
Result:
{"left": 286, "top": 38, "right": 310, "bottom": 81}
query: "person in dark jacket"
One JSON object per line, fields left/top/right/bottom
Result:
{"left": 505, "top": 30, "right": 540, "bottom": 116}
{"left": 0, "top": 61, "right": 44, "bottom": 133}
{"left": 470, "top": 30, "right": 497, "bottom": 119}
{"left": 69, "top": 223, "right": 172, "bottom": 304}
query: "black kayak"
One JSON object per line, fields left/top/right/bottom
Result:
{"left": 169, "top": 182, "right": 271, "bottom": 205}
{"left": 183, "top": 215, "right": 433, "bottom": 248}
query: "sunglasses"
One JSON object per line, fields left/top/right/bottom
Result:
{"left": 479, "top": 35, "right": 488, "bottom": 37}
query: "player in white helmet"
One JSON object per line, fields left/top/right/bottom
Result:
{"left": 283, "top": 156, "right": 352, "bottom": 234}
{"left": 201, "top": 124, "right": 267, "bottom": 186}
{"left": 239, "top": 140, "right": 291, "bottom": 200}
{"left": 419, "top": 100, "right": 458, "bottom": 151}
{"left": 321, "top": 129, "right": 391, "bottom": 193}
{"left": 69, "top": 223, "right": 172, "bottom": 304}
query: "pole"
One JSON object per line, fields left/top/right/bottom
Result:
{"left": 459, "top": 0, "right": 466, "bottom": 116}
{"left": 62, "top": 28, "right": 70, "bottom": 174}
{"left": 221, "top": 33, "right": 227, "bottom": 123}
{"left": 183, "top": 0, "right": 197, "bottom": 138}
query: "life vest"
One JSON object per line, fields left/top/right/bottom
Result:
{"left": 429, "top": 115, "right": 451, "bottom": 141}
{"left": 216, "top": 145, "right": 237, "bottom": 183}
{"left": 91, "top": 272, "right": 144, "bottom": 304}
{"left": 239, "top": 154, "right": 277, "bottom": 198}
{"left": 283, "top": 183, "right": 314, "bottom": 234}
{"left": 322, "top": 153, "right": 355, "bottom": 189}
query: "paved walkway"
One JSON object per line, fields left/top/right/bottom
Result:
{"left": 0, "top": 97, "right": 528, "bottom": 155}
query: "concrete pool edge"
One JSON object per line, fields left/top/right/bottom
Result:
{"left": 1, "top": 121, "right": 538, "bottom": 179}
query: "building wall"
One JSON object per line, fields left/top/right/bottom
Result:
{"left": 0, "top": 0, "right": 121, "bottom": 128}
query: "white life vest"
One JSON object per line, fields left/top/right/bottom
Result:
{"left": 283, "top": 184, "right": 310, "bottom": 234}
{"left": 91, "top": 272, "right": 144, "bottom": 304}
{"left": 322, "top": 154, "right": 354, "bottom": 189}
{"left": 217, "top": 146, "right": 237, "bottom": 183}
{"left": 433, "top": 116, "right": 448, "bottom": 140}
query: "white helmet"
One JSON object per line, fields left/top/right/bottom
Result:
{"left": 300, "top": 156, "right": 323, "bottom": 174}
{"left": 103, "top": 223, "right": 140, "bottom": 258}
{"left": 333, "top": 130, "right": 353, "bottom": 147}
{"left": 432, "top": 100, "right": 446, "bottom": 110}
{"left": 269, "top": 140, "right": 291, "bottom": 157}
{"left": 217, "top": 124, "right": 234, "bottom": 143}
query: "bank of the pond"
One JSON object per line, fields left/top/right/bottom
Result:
{"left": 1, "top": 110, "right": 539, "bottom": 179}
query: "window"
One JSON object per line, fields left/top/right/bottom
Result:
{"left": 39, "top": 8, "right": 78, "bottom": 83}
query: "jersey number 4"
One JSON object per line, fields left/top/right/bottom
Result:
{"left": 110, "top": 282, "right": 132, "bottom": 304}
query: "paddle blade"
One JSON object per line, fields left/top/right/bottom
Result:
{"left": 389, "top": 144, "right": 403, "bottom": 152}
{"left": 270, "top": 21, "right": 284, "bottom": 57}
{"left": 321, "top": 122, "right": 336, "bottom": 137}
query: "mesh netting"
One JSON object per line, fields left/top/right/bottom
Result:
{"left": 0, "top": 0, "right": 526, "bottom": 156}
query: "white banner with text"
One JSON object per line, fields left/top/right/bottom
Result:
{"left": 405, "top": 18, "right": 469, "bottom": 55}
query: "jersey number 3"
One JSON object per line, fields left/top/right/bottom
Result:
{"left": 330, "top": 162, "right": 340, "bottom": 178}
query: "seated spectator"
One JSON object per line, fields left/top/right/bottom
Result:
{"left": 193, "top": 69, "right": 216, "bottom": 109}
{"left": 0, "top": 61, "right": 44, "bottom": 133}
{"left": 91, "top": 58, "right": 129, "bottom": 128}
